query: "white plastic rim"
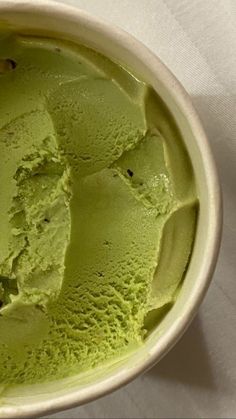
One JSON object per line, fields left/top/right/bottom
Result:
{"left": 0, "top": 1, "right": 222, "bottom": 417}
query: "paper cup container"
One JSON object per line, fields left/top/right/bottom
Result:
{"left": 0, "top": 1, "right": 222, "bottom": 417}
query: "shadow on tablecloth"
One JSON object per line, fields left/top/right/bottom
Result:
{"left": 147, "top": 315, "right": 216, "bottom": 390}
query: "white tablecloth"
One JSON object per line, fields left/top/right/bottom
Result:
{"left": 47, "top": 1, "right": 236, "bottom": 417}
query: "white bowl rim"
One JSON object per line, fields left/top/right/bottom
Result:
{"left": 0, "top": 1, "right": 222, "bottom": 417}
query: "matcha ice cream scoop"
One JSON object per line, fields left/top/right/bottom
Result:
{"left": 0, "top": 31, "right": 198, "bottom": 386}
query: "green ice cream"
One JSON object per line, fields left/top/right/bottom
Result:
{"left": 0, "top": 31, "right": 198, "bottom": 385}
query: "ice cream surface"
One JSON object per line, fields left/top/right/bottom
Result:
{"left": 0, "top": 31, "right": 198, "bottom": 386}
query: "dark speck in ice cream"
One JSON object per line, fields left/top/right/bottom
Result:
{"left": 0, "top": 58, "right": 17, "bottom": 73}
{"left": 127, "top": 169, "right": 134, "bottom": 177}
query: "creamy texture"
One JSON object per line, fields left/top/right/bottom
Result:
{"left": 0, "top": 32, "right": 198, "bottom": 385}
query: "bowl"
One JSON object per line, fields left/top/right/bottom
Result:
{"left": 0, "top": 1, "right": 222, "bottom": 417}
